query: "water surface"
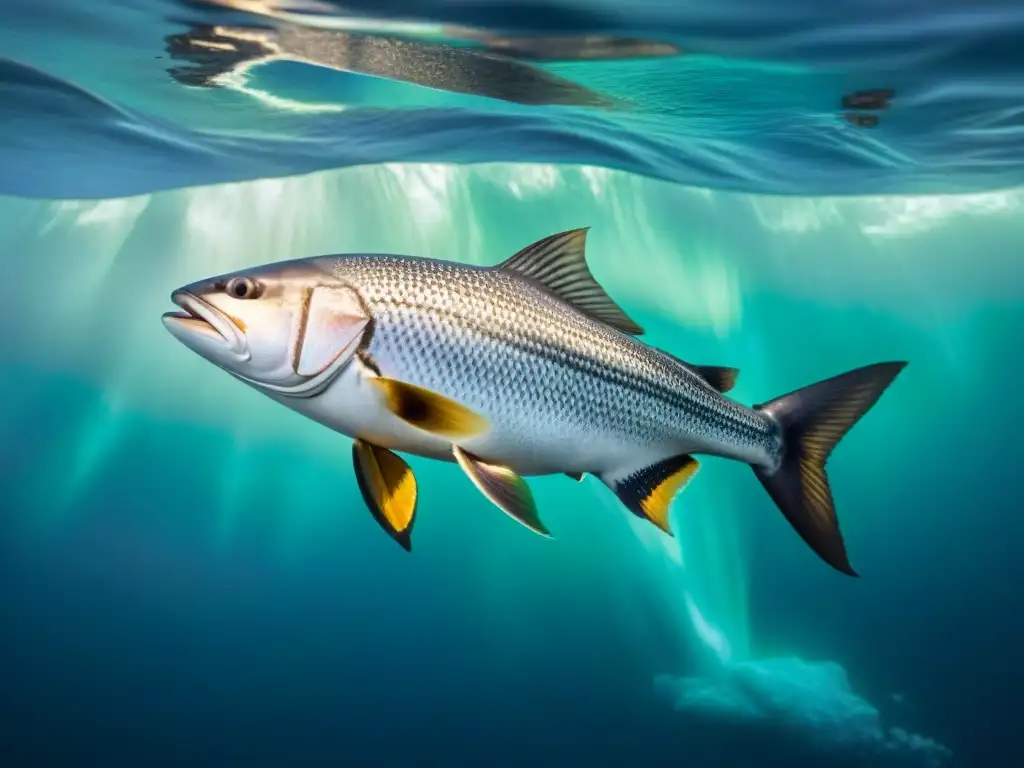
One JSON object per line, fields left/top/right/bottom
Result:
{"left": 3, "top": 0, "right": 1024, "bottom": 198}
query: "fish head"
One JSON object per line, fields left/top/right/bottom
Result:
{"left": 162, "top": 259, "right": 369, "bottom": 392}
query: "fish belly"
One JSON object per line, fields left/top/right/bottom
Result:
{"left": 282, "top": 359, "right": 651, "bottom": 476}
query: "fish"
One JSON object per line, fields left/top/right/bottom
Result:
{"left": 162, "top": 228, "right": 906, "bottom": 575}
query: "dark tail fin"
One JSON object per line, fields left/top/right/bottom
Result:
{"left": 753, "top": 361, "right": 907, "bottom": 577}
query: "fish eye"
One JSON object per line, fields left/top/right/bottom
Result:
{"left": 226, "top": 277, "right": 261, "bottom": 300}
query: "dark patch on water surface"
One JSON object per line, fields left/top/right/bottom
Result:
{"left": 843, "top": 113, "right": 880, "bottom": 128}
{"left": 842, "top": 88, "right": 896, "bottom": 111}
{"left": 839, "top": 88, "right": 894, "bottom": 127}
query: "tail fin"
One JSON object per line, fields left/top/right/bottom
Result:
{"left": 754, "top": 361, "right": 907, "bottom": 577}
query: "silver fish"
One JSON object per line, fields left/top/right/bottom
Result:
{"left": 163, "top": 229, "right": 905, "bottom": 573}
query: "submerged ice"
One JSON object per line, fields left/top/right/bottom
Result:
{"left": 655, "top": 657, "right": 951, "bottom": 767}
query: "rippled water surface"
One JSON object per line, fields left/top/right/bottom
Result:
{"left": 3, "top": 0, "right": 1024, "bottom": 198}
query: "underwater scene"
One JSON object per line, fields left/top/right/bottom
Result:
{"left": 2, "top": 1, "right": 1022, "bottom": 766}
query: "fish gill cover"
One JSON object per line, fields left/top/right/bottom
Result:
{"left": 1, "top": 2, "right": 1023, "bottom": 768}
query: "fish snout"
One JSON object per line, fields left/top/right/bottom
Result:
{"left": 162, "top": 289, "right": 248, "bottom": 359}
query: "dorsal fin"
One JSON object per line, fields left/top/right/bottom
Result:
{"left": 496, "top": 228, "right": 645, "bottom": 336}
{"left": 663, "top": 352, "right": 740, "bottom": 394}
{"left": 694, "top": 365, "right": 739, "bottom": 394}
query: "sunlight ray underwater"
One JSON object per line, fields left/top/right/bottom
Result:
{"left": 2, "top": 161, "right": 1022, "bottom": 683}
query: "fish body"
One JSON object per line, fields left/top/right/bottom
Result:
{"left": 163, "top": 229, "right": 906, "bottom": 573}
{"left": 284, "top": 252, "right": 778, "bottom": 477}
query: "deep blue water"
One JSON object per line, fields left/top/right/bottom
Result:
{"left": 1, "top": 3, "right": 1023, "bottom": 768}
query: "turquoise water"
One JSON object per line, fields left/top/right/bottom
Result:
{"left": 2, "top": 165, "right": 1021, "bottom": 765}
{"left": 2, "top": 1, "right": 1024, "bottom": 765}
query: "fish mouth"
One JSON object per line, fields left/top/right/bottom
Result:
{"left": 162, "top": 291, "right": 247, "bottom": 356}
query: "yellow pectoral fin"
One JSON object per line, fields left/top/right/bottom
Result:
{"left": 372, "top": 378, "right": 488, "bottom": 439}
{"left": 352, "top": 439, "right": 418, "bottom": 551}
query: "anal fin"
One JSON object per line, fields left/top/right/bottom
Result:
{"left": 352, "top": 439, "right": 418, "bottom": 551}
{"left": 601, "top": 454, "right": 700, "bottom": 534}
{"left": 452, "top": 446, "right": 550, "bottom": 537}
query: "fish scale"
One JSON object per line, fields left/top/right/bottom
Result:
{"left": 319, "top": 253, "right": 780, "bottom": 469}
